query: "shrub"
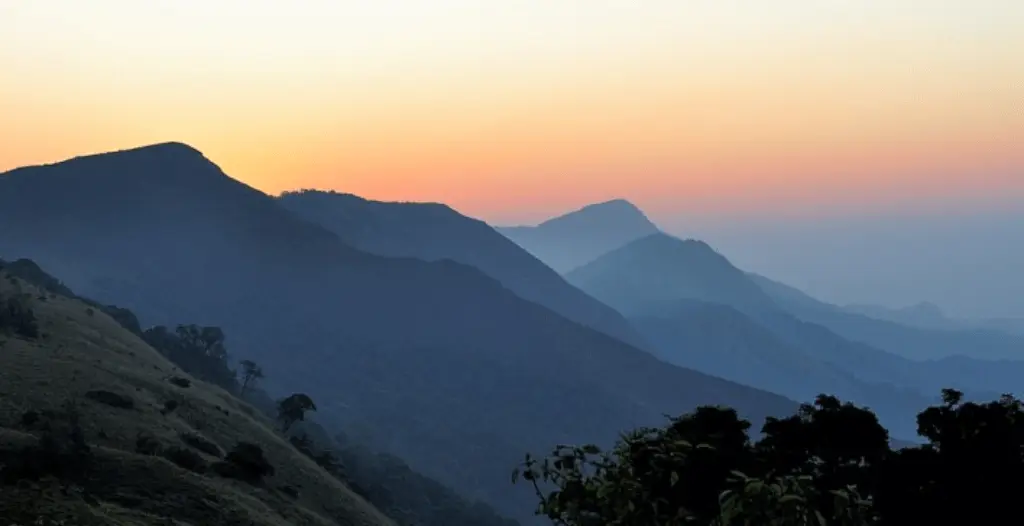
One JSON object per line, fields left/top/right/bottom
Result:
{"left": 213, "top": 442, "right": 275, "bottom": 484}
{"left": 0, "top": 295, "right": 40, "bottom": 339}
{"left": 84, "top": 389, "right": 134, "bottom": 410}
{"left": 0, "top": 402, "right": 91, "bottom": 484}
{"left": 168, "top": 376, "right": 191, "bottom": 388}
{"left": 20, "top": 410, "right": 40, "bottom": 428}
{"left": 161, "top": 399, "right": 180, "bottom": 415}
{"left": 179, "top": 431, "right": 223, "bottom": 457}
{"left": 163, "top": 446, "right": 207, "bottom": 473}
{"left": 135, "top": 433, "right": 161, "bottom": 456}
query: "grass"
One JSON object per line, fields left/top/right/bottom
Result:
{"left": 0, "top": 271, "right": 395, "bottom": 526}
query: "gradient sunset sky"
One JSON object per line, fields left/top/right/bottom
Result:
{"left": 2, "top": 0, "right": 1022, "bottom": 225}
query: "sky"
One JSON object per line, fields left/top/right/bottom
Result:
{"left": 1, "top": 0, "right": 1023, "bottom": 316}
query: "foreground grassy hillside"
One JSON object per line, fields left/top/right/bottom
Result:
{"left": 0, "top": 265, "right": 394, "bottom": 526}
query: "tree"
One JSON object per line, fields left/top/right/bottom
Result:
{"left": 239, "top": 359, "right": 264, "bottom": 397}
{"left": 143, "top": 324, "right": 237, "bottom": 390}
{"left": 514, "top": 390, "right": 1024, "bottom": 526}
{"left": 175, "top": 325, "right": 227, "bottom": 361}
{"left": 277, "top": 393, "right": 317, "bottom": 432}
{"left": 511, "top": 407, "right": 764, "bottom": 526}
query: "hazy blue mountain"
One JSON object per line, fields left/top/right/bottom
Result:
{"left": 844, "top": 302, "right": 953, "bottom": 331}
{"left": 672, "top": 210, "right": 1024, "bottom": 320}
{"left": 565, "top": 233, "right": 779, "bottom": 315}
{"left": 564, "top": 231, "right": 1024, "bottom": 437}
{"left": 971, "top": 317, "right": 1024, "bottom": 336}
{"left": 749, "top": 272, "right": 1024, "bottom": 361}
{"left": 629, "top": 299, "right": 902, "bottom": 401}
{"left": 0, "top": 143, "right": 799, "bottom": 523}
{"left": 275, "top": 189, "right": 648, "bottom": 350}
{"left": 496, "top": 199, "right": 660, "bottom": 273}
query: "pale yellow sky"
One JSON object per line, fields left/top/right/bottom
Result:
{"left": 1, "top": 0, "right": 1021, "bottom": 221}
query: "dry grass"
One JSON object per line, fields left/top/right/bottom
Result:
{"left": 0, "top": 272, "right": 395, "bottom": 526}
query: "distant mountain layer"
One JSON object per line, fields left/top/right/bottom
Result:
{"left": 276, "top": 190, "right": 648, "bottom": 350}
{"left": 748, "top": 273, "right": 1024, "bottom": 362}
{"left": 565, "top": 233, "right": 781, "bottom": 315}
{"left": 496, "top": 199, "right": 660, "bottom": 273}
{"left": 562, "top": 234, "right": 939, "bottom": 437}
{"left": 0, "top": 143, "right": 798, "bottom": 523}
{"left": 563, "top": 229, "right": 1024, "bottom": 439}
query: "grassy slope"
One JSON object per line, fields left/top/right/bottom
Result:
{"left": 0, "top": 271, "right": 394, "bottom": 526}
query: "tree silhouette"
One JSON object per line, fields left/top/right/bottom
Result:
{"left": 515, "top": 389, "right": 1024, "bottom": 526}
{"left": 277, "top": 393, "right": 317, "bottom": 432}
{"left": 239, "top": 359, "right": 264, "bottom": 397}
{"left": 175, "top": 325, "right": 227, "bottom": 361}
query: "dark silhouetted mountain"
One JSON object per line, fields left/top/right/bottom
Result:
{"left": 0, "top": 143, "right": 799, "bottom": 523}
{"left": 275, "top": 190, "right": 648, "bottom": 349}
{"left": 749, "top": 272, "right": 1024, "bottom": 362}
{"left": 496, "top": 199, "right": 660, "bottom": 273}
{"left": 565, "top": 233, "right": 780, "bottom": 316}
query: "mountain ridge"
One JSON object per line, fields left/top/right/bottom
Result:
{"left": 0, "top": 143, "right": 800, "bottom": 523}
{"left": 275, "top": 189, "right": 649, "bottom": 349}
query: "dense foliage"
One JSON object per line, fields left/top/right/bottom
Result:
{"left": 516, "top": 390, "right": 1024, "bottom": 525}
{"left": 142, "top": 324, "right": 238, "bottom": 390}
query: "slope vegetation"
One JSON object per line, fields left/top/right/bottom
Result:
{"left": 0, "top": 263, "right": 394, "bottom": 526}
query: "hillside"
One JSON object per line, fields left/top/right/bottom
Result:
{"left": 0, "top": 143, "right": 800, "bottom": 523}
{"left": 0, "top": 263, "right": 394, "bottom": 526}
{"left": 275, "top": 190, "right": 647, "bottom": 349}
{"left": 629, "top": 299, "right": 882, "bottom": 403}
{"left": 496, "top": 199, "right": 660, "bottom": 273}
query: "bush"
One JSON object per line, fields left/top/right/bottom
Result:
{"left": 163, "top": 446, "right": 207, "bottom": 473}
{"left": 168, "top": 376, "right": 192, "bottom": 388}
{"left": 179, "top": 431, "right": 223, "bottom": 457}
{"left": 84, "top": 389, "right": 134, "bottom": 409}
{"left": 213, "top": 442, "right": 275, "bottom": 484}
{"left": 20, "top": 410, "right": 40, "bottom": 428}
{"left": 135, "top": 433, "right": 161, "bottom": 456}
{"left": 161, "top": 399, "right": 180, "bottom": 415}
{"left": 0, "top": 402, "right": 91, "bottom": 484}
{"left": 0, "top": 294, "right": 40, "bottom": 339}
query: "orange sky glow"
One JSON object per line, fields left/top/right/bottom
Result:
{"left": 1, "top": 0, "right": 1021, "bottom": 224}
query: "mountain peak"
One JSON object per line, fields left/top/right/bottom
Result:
{"left": 69, "top": 141, "right": 207, "bottom": 164}
{"left": 540, "top": 198, "right": 654, "bottom": 229}
{"left": 566, "top": 232, "right": 779, "bottom": 315}
{"left": 495, "top": 198, "right": 661, "bottom": 273}
{"left": 131, "top": 141, "right": 203, "bottom": 154}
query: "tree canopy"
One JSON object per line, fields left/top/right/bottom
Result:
{"left": 515, "top": 389, "right": 1024, "bottom": 526}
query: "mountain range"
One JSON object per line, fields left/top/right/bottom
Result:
{"left": 275, "top": 190, "right": 648, "bottom": 350}
{"left": 496, "top": 210, "right": 1024, "bottom": 438}
{"left": 0, "top": 143, "right": 798, "bottom": 523}
{"left": 4, "top": 141, "right": 1024, "bottom": 523}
